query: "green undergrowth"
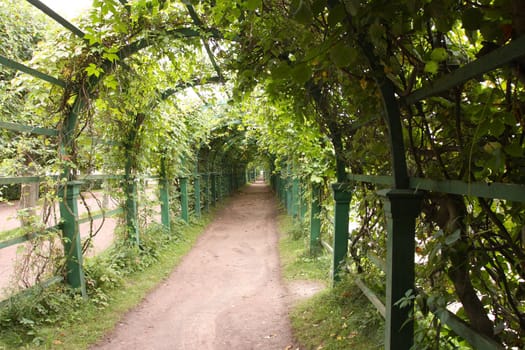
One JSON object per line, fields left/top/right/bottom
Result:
{"left": 278, "top": 214, "right": 330, "bottom": 281}
{"left": 0, "top": 213, "right": 214, "bottom": 350}
{"left": 278, "top": 213, "right": 384, "bottom": 349}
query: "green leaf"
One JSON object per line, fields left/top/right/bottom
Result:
{"left": 245, "top": 0, "right": 261, "bottom": 11}
{"left": 329, "top": 43, "right": 358, "bottom": 68}
{"left": 291, "top": 0, "right": 313, "bottom": 25}
{"left": 445, "top": 229, "right": 461, "bottom": 246}
{"left": 271, "top": 62, "right": 291, "bottom": 80}
{"left": 430, "top": 48, "right": 448, "bottom": 62}
{"left": 504, "top": 142, "right": 523, "bottom": 157}
{"left": 291, "top": 63, "right": 312, "bottom": 84}
{"left": 424, "top": 61, "right": 439, "bottom": 74}
{"left": 327, "top": 4, "right": 345, "bottom": 27}
{"left": 103, "top": 74, "right": 118, "bottom": 90}
{"left": 483, "top": 141, "right": 501, "bottom": 154}
{"left": 102, "top": 52, "right": 120, "bottom": 63}
{"left": 85, "top": 63, "right": 104, "bottom": 78}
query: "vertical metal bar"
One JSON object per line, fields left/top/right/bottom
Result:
{"left": 331, "top": 183, "right": 352, "bottom": 283}
{"left": 159, "top": 159, "right": 170, "bottom": 230}
{"left": 310, "top": 182, "right": 322, "bottom": 255}
{"left": 292, "top": 177, "right": 300, "bottom": 220}
{"left": 59, "top": 181, "right": 87, "bottom": 297}
{"left": 378, "top": 79, "right": 409, "bottom": 189}
{"left": 210, "top": 173, "right": 217, "bottom": 205}
{"left": 124, "top": 174, "right": 139, "bottom": 245}
{"left": 378, "top": 189, "right": 422, "bottom": 350}
{"left": 194, "top": 174, "right": 201, "bottom": 218}
{"left": 300, "top": 181, "right": 308, "bottom": 222}
{"left": 180, "top": 177, "right": 189, "bottom": 223}
{"left": 204, "top": 173, "right": 210, "bottom": 212}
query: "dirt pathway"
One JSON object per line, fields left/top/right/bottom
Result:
{"left": 92, "top": 183, "right": 297, "bottom": 350}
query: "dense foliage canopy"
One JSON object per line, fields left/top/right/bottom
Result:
{"left": 1, "top": 0, "right": 524, "bottom": 348}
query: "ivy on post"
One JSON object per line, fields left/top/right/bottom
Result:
{"left": 194, "top": 174, "right": 201, "bottom": 218}
{"left": 59, "top": 181, "right": 87, "bottom": 298}
{"left": 159, "top": 157, "right": 171, "bottom": 230}
{"left": 310, "top": 182, "right": 322, "bottom": 255}
{"left": 300, "top": 181, "right": 308, "bottom": 222}
{"left": 211, "top": 173, "right": 217, "bottom": 205}
{"left": 378, "top": 189, "right": 423, "bottom": 350}
{"left": 180, "top": 176, "right": 189, "bottom": 223}
{"left": 331, "top": 182, "right": 352, "bottom": 284}
{"left": 292, "top": 177, "right": 300, "bottom": 221}
{"left": 203, "top": 173, "right": 210, "bottom": 212}
{"left": 124, "top": 174, "right": 140, "bottom": 245}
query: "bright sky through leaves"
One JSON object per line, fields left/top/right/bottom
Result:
{"left": 40, "top": 0, "right": 91, "bottom": 20}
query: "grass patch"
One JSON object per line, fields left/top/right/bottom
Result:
{"left": 278, "top": 214, "right": 330, "bottom": 282}
{"left": 291, "top": 275, "right": 384, "bottom": 350}
{"left": 0, "top": 212, "right": 215, "bottom": 350}
{"left": 277, "top": 213, "right": 384, "bottom": 349}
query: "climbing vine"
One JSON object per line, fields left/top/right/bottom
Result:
{"left": 1, "top": 0, "right": 524, "bottom": 348}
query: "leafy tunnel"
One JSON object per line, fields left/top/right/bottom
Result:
{"left": 1, "top": 0, "right": 525, "bottom": 349}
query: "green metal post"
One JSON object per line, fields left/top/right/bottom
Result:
{"left": 292, "top": 177, "right": 300, "bottom": 220}
{"left": 194, "top": 174, "right": 201, "bottom": 218}
{"left": 331, "top": 183, "right": 352, "bottom": 283}
{"left": 124, "top": 177, "right": 139, "bottom": 245}
{"left": 378, "top": 189, "right": 423, "bottom": 350}
{"left": 310, "top": 182, "right": 322, "bottom": 255}
{"left": 204, "top": 173, "right": 210, "bottom": 212}
{"left": 299, "top": 181, "right": 306, "bottom": 222}
{"left": 211, "top": 173, "right": 217, "bottom": 206}
{"left": 180, "top": 177, "right": 189, "bottom": 223}
{"left": 160, "top": 159, "right": 171, "bottom": 230}
{"left": 286, "top": 178, "right": 292, "bottom": 215}
{"left": 59, "top": 181, "right": 87, "bottom": 297}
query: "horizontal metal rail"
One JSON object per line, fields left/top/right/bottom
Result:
{"left": 320, "top": 239, "right": 333, "bottom": 254}
{"left": 405, "top": 35, "right": 525, "bottom": 104}
{"left": 347, "top": 174, "right": 525, "bottom": 203}
{"left": 432, "top": 307, "right": 504, "bottom": 350}
{"left": 0, "top": 121, "right": 58, "bottom": 136}
{"left": 80, "top": 174, "right": 125, "bottom": 181}
{"left": 0, "top": 176, "right": 43, "bottom": 185}
{"left": 77, "top": 208, "right": 123, "bottom": 224}
{"left": 0, "top": 55, "right": 66, "bottom": 88}
{"left": 366, "top": 251, "right": 386, "bottom": 272}
{"left": 409, "top": 177, "right": 525, "bottom": 203}
{"left": 355, "top": 277, "right": 386, "bottom": 318}
{"left": 0, "top": 225, "right": 59, "bottom": 250}
{"left": 0, "top": 275, "right": 63, "bottom": 307}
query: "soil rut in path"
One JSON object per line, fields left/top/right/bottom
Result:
{"left": 93, "top": 183, "right": 296, "bottom": 350}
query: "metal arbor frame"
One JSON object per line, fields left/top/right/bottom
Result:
{"left": 0, "top": 1, "right": 236, "bottom": 300}
{"left": 271, "top": 32, "right": 525, "bottom": 350}
{"left": 1, "top": 2, "right": 525, "bottom": 349}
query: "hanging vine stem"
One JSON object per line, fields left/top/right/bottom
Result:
{"left": 414, "top": 102, "right": 451, "bottom": 179}
{"left": 79, "top": 190, "right": 106, "bottom": 254}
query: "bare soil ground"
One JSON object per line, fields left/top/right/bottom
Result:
{"left": 92, "top": 182, "right": 322, "bottom": 350}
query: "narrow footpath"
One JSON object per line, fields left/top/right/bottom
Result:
{"left": 93, "top": 182, "right": 296, "bottom": 350}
